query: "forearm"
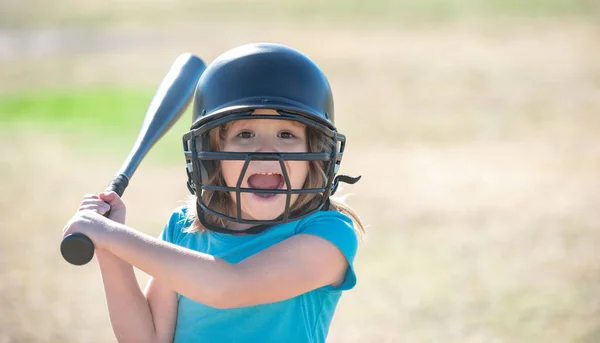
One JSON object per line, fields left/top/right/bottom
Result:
{"left": 96, "top": 249, "right": 158, "bottom": 343}
{"left": 101, "top": 224, "right": 238, "bottom": 308}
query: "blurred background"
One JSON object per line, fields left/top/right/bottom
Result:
{"left": 1, "top": 0, "right": 599, "bottom": 342}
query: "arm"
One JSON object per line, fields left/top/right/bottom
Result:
{"left": 144, "top": 276, "right": 179, "bottom": 343}
{"left": 97, "top": 250, "right": 178, "bottom": 343}
{"left": 75, "top": 193, "right": 178, "bottom": 343}
{"left": 226, "top": 233, "right": 350, "bottom": 307}
{"left": 64, "top": 209, "right": 354, "bottom": 309}
{"left": 96, "top": 249, "right": 158, "bottom": 342}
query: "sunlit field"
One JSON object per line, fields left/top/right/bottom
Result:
{"left": 1, "top": 1, "right": 599, "bottom": 342}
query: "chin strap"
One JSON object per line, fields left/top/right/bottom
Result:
{"left": 331, "top": 174, "right": 361, "bottom": 195}
{"left": 323, "top": 174, "right": 362, "bottom": 210}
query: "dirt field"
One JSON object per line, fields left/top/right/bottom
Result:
{"left": 1, "top": 4, "right": 599, "bottom": 342}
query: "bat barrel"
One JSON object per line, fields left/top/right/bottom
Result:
{"left": 119, "top": 53, "right": 206, "bottom": 179}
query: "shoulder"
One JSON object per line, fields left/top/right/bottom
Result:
{"left": 295, "top": 210, "right": 359, "bottom": 292}
{"left": 296, "top": 210, "right": 356, "bottom": 235}
{"left": 160, "top": 205, "right": 194, "bottom": 244}
{"left": 295, "top": 210, "right": 358, "bottom": 262}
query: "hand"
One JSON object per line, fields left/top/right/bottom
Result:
{"left": 61, "top": 192, "right": 127, "bottom": 249}
{"left": 76, "top": 192, "right": 127, "bottom": 224}
{"left": 62, "top": 209, "right": 116, "bottom": 249}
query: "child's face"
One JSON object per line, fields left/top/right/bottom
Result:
{"left": 221, "top": 109, "right": 309, "bottom": 222}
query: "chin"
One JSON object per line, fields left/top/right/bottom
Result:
{"left": 239, "top": 193, "right": 297, "bottom": 221}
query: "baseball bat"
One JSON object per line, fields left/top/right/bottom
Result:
{"left": 60, "top": 53, "right": 206, "bottom": 266}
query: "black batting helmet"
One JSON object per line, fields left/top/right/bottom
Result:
{"left": 182, "top": 43, "right": 359, "bottom": 234}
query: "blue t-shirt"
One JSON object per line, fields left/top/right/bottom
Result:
{"left": 159, "top": 206, "right": 358, "bottom": 343}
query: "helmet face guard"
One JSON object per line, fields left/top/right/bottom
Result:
{"left": 183, "top": 110, "right": 348, "bottom": 233}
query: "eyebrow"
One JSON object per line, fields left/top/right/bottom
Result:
{"left": 290, "top": 120, "right": 305, "bottom": 128}
{"left": 229, "top": 119, "right": 306, "bottom": 130}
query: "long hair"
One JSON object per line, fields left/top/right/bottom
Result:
{"left": 185, "top": 121, "right": 365, "bottom": 238}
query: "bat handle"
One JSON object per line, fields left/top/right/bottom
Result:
{"left": 60, "top": 174, "right": 130, "bottom": 266}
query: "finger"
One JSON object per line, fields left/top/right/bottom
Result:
{"left": 99, "top": 191, "right": 125, "bottom": 208}
{"left": 78, "top": 203, "right": 105, "bottom": 211}
{"left": 80, "top": 198, "right": 108, "bottom": 206}
{"left": 79, "top": 194, "right": 101, "bottom": 206}
{"left": 78, "top": 200, "right": 110, "bottom": 212}
{"left": 82, "top": 193, "right": 100, "bottom": 201}
{"left": 78, "top": 203, "right": 110, "bottom": 214}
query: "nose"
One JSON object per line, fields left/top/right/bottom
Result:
{"left": 250, "top": 135, "right": 282, "bottom": 171}
{"left": 255, "top": 134, "right": 278, "bottom": 153}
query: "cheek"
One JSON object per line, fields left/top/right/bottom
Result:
{"left": 221, "top": 160, "right": 244, "bottom": 187}
{"left": 288, "top": 161, "right": 309, "bottom": 187}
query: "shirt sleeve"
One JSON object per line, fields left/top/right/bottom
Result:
{"left": 296, "top": 211, "right": 359, "bottom": 292}
{"left": 159, "top": 206, "right": 190, "bottom": 245}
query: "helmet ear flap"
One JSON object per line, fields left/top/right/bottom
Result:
{"left": 184, "top": 134, "right": 197, "bottom": 195}
{"left": 185, "top": 131, "right": 217, "bottom": 195}
{"left": 198, "top": 133, "right": 216, "bottom": 181}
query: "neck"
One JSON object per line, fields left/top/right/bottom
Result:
{"left": 225, "top": 221, "right": 255, "bottom": 232}
{"left": 220, "top": 215, "right": 263, "bottom": 235}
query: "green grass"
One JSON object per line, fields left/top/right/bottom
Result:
{"left": 0, "top": 88, "right": 155, "bottom": 131}
{"left": 0, "top": 88, "right": 193, "bottom": 164}
{"left": 2, "top": 0, "right": 598, "bottom": 28}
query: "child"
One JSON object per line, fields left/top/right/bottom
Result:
{"left": 63, "top": 43, "right": 365, "bottom": 343}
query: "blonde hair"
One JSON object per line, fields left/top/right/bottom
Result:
{"left": 185, "top": 120, "right": 365, "bottom": 238}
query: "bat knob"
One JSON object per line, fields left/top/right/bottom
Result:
{"left": 61, "top": 233, "right": 95, "bottom": 265}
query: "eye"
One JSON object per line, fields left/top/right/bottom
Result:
{"left": 278, "top": 131, "right": 295, "bottom": 139}
{"left": 237, "top": 131, "right": 254, "bottom": 139}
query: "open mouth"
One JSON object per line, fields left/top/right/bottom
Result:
{"left": 247, "top": 172, "right": 285, "bottom": 199}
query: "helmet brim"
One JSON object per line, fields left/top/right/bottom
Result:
{"left": 191, "top": 96, "right": 336, "bottom": 132}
